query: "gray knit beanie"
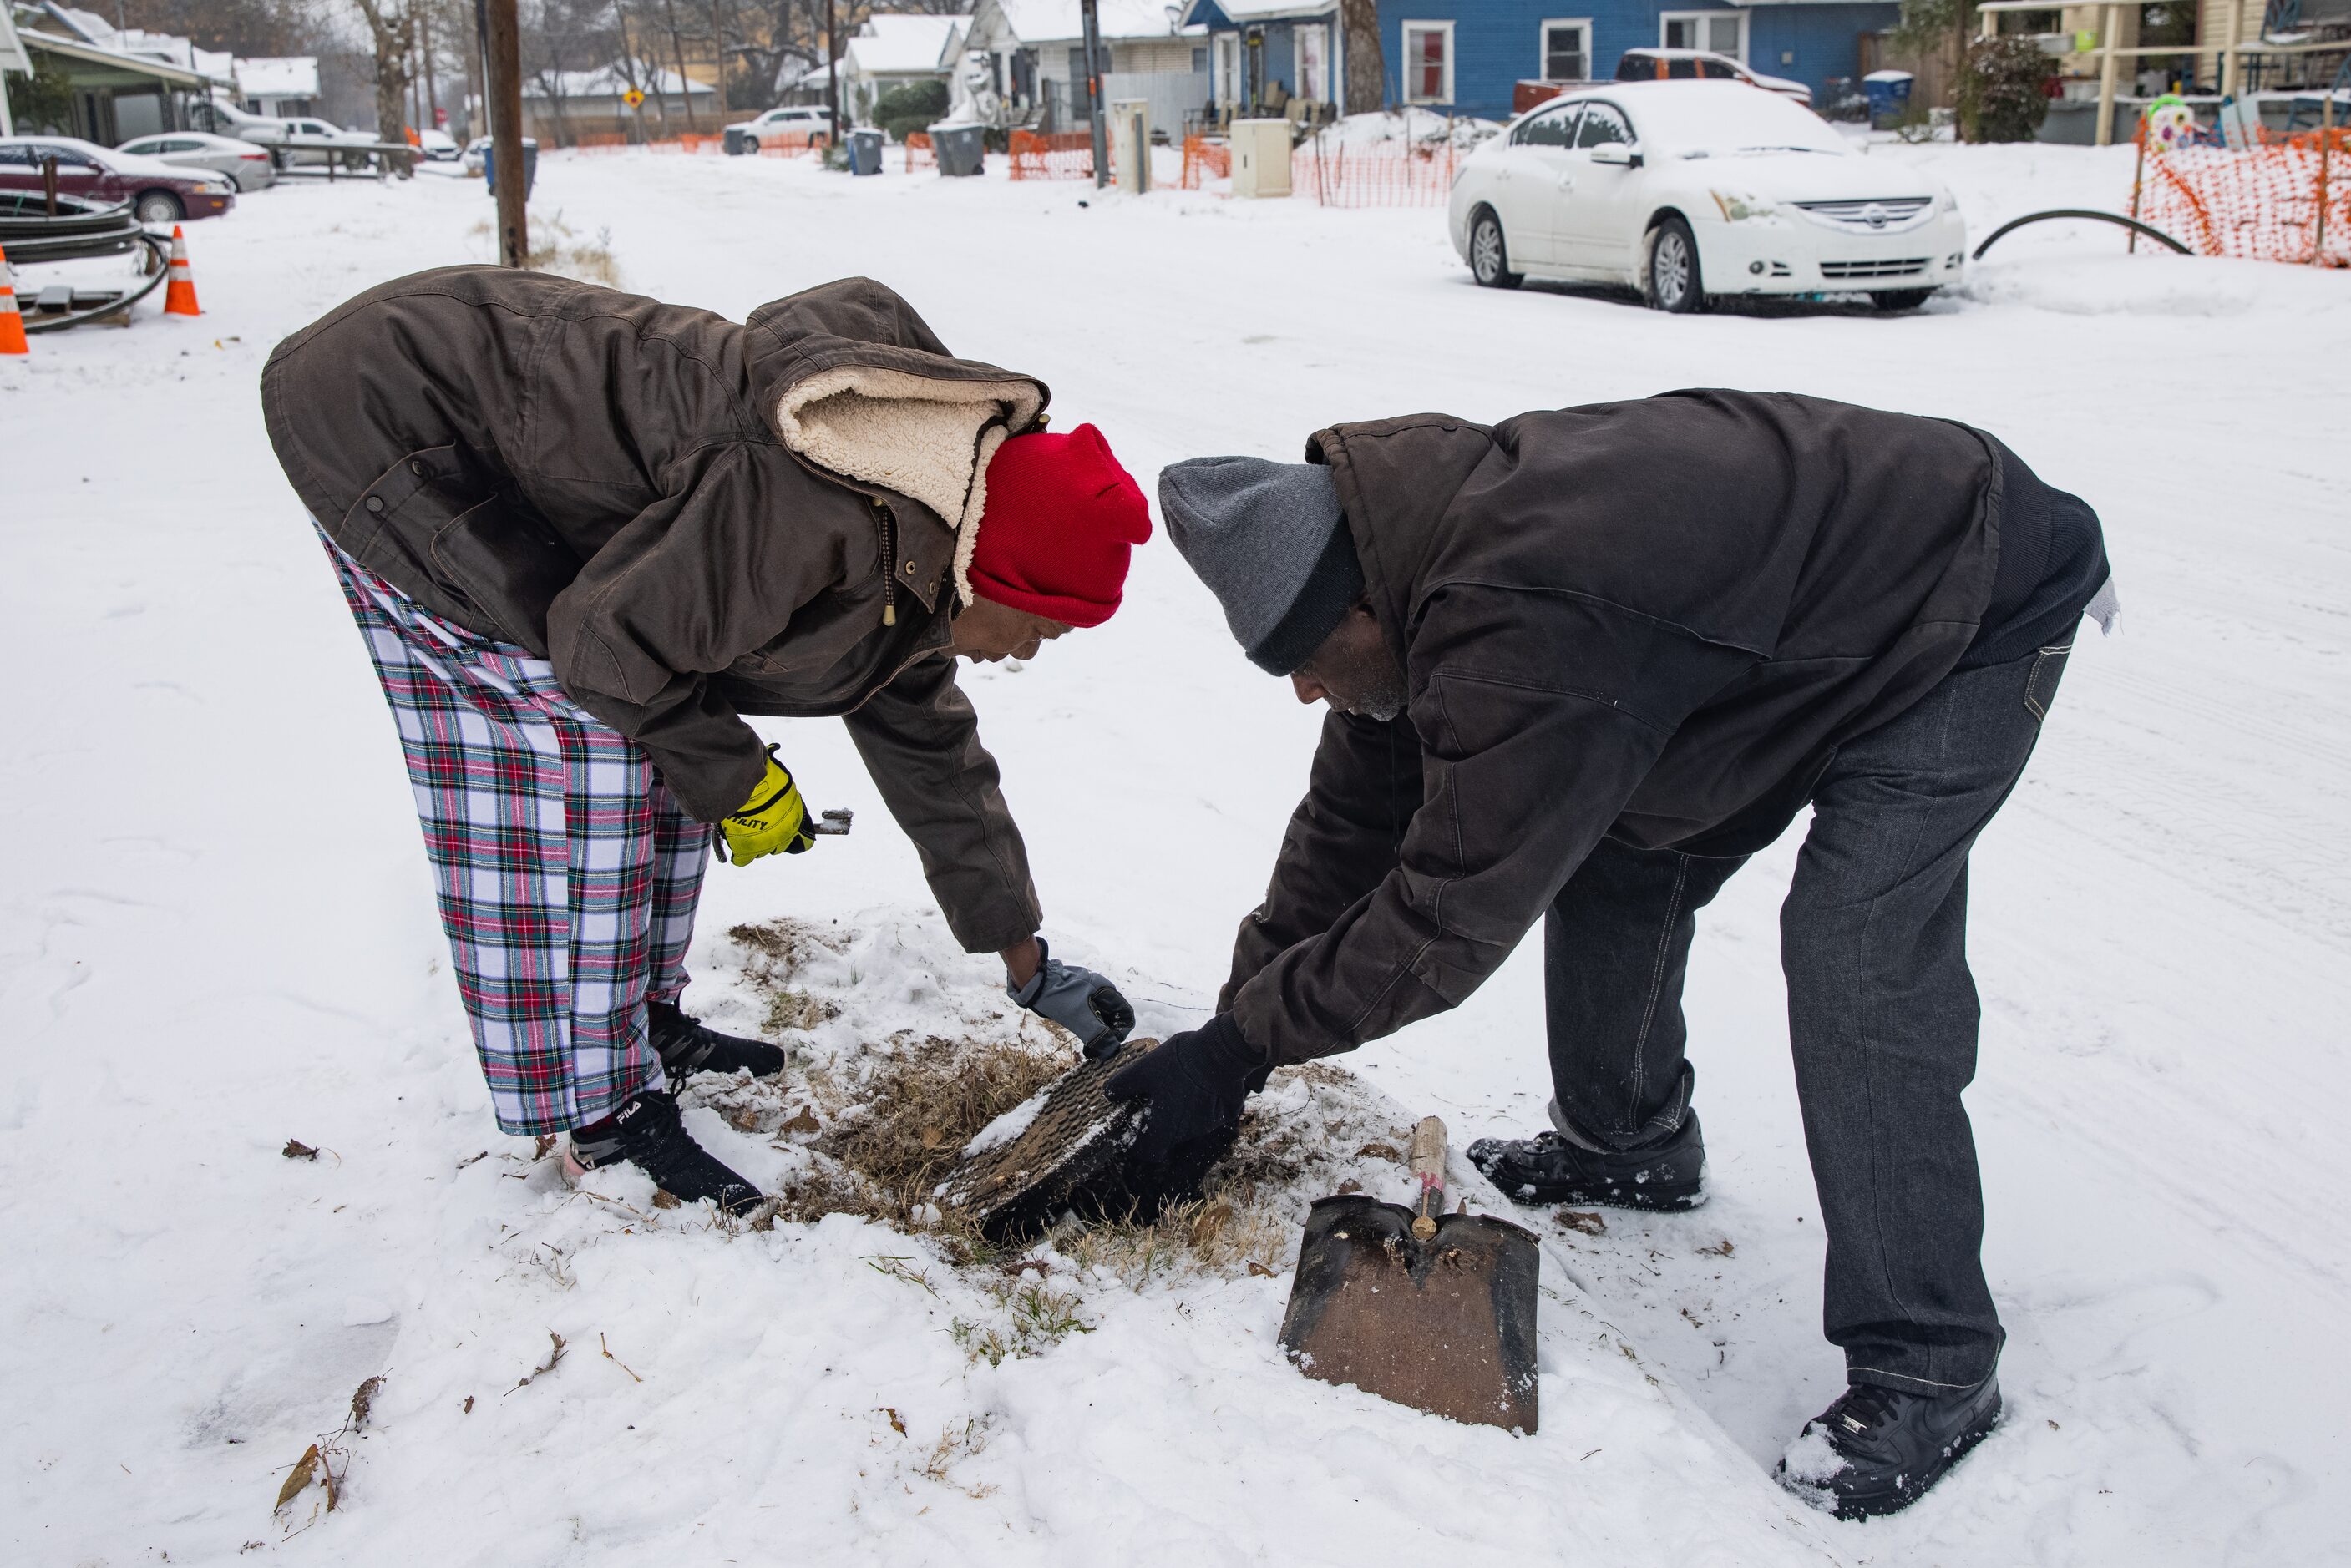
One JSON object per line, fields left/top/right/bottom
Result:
{"left": 1158, "top": 457, "right": 1366, "bottom": 675}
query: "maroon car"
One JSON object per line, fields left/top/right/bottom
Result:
{"left": 0, "top": 134, "right": 237, "bottom": 223}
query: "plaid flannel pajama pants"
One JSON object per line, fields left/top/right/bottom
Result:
{"left": 321, "top": 528, "right": 710, "bottom": 1135}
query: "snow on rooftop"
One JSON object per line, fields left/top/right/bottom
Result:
{"left": 28, "top": 5, "right": 232, "bottom": 81}
{"left": 1187, "top": 0, "right": 1338, "bottom": 23}
{"left": 994, "top": 0, "right": 1188, "bottom": 43}
{"left": 43, "top": 4, "right": 113, "bottom": 43}
{"left": 846, "top": 13, "right": 964, "bottom": 75}
{"left": 236, "top": 55, "right": 318, "bottom": 98}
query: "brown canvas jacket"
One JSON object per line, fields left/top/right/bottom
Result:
{"left": 1220, "top": 391, "right": 2003, "bottom": 1065}
{"left": 264, "top": 266, "right": 1049, "bottom": 953}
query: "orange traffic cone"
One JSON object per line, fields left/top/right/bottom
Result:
{"left": 163, "top": 225, "right": 201, "bottom": 317}
{"left": 0, "top": 243, "right": 28, "bottom": 355}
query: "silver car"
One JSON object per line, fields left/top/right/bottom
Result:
{"left": 117, "top": 130, "right": 278, "bottom": 191}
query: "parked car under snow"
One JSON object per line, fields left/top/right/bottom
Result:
{"left": 1447, "top": 80, "right": 1964, "bottom": 313}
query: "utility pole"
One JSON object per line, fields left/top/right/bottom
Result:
{"left": 1080, "top": 0, "right": 1107, "bottom": 187}
{"left": 484, "top": 0, "right": 528, "bottom": 265}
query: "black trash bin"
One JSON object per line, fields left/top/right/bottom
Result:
{"left": 722, "top": 126, "right": 747, "bottom": 156}
{"left": 847, "top": 128, "right": 885, "bottom": 176}
{"left": 483, "top": 138, "right": 540, "bottom": 200}
{"left": 930, "top": 122, "right": 985, "bottom": 177}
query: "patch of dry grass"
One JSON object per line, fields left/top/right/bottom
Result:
{"left": 915, "top": 1417, "right": 996, "bottom": 1496}
{"left": 802, "top": 1034, "right": 1075, "bottom": 1228}
{"left": 717, "top": 923, "right": 1429, "bottom": 1373}
{"left": 729, "top": 918, "right": 848, "bottom": 1036}
{"left": 949, "top": 1281, "right": 1091, "bottom": 1367}
{"left": 1060, "top": 1189, "right": 1293, "bottom": 1289}
{"left": 466, "top": 214, "right": 621, "bottom": 286}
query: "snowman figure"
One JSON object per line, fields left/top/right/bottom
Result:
{"left": 2145, "top": 96, "right": 2199, "bottom": 153}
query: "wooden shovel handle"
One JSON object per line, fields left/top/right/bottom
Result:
{"left": 1410, "top": 1115, "right": 1447, "bottom": 1238}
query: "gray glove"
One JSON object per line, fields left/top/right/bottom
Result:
{"left": 1009, "top": 939, "right": 1136, "bottom": 1059}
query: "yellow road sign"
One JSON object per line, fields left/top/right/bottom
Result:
{"left": 623, "top": 88, "right": 646, "bottom": 108}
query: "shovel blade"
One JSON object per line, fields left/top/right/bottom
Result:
{"left": 1277, "top": 1195, "right": 1541, "bottom": 1432}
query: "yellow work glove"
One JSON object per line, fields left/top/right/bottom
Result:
{"left": 717, "top": 747, "right": 815, "bottom": 866}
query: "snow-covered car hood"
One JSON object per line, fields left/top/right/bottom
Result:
{"left": 1667, "top": 149, "right": 1942, "bottom": 205}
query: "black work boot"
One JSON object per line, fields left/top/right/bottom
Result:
{"left": 564, "top": 1090, "right": 763, "bottom": 1215}
{"left": 1776, "top": 1376, "right": 2003, "bottom": 1520}
{"left": 1467, "top": 1110, "right": 1706, "bottom": 1210}
{"left": 649, "top": 1000, "right": 785, "bottom": 1080}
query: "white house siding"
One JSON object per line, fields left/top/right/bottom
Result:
{"left": 1100, "top": 68, "right": 1212, "bottom": 134}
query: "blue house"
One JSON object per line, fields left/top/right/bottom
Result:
{"left": 1180, "top": 0, "right": 1901, "bottom": 122}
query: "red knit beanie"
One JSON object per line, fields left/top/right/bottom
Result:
{"left": 967, "top": 424, "right": 1152, "bottom": 628}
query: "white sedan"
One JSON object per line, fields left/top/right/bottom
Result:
{"left": 1448, "top": 79, "right": 1966, "bottom": 312}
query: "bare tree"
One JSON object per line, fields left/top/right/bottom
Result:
{"left": 353, "top": 0, "right": 419, "bottom": 174}
{"left": 114, "top": 0, "right": 317, "bottom": 56}
{"left": 658, "top": 0, "right": 698, "bottom": 129}
{"left": 1340, "top": 0, "right": 1383, "bottom": 114}
{"left": 522, "top": 0, "right": 612, "bottom": 145}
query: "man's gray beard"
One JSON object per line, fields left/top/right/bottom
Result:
{"left": 1346, "top": 658, "right": 1410, "bottom": 722}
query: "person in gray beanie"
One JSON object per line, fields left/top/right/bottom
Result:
{"left": 1102, "top": 392, "right": 2115, "bottom": 1520}
{"left": 1150, "top": 458, "right": 1366, "bottom": 677}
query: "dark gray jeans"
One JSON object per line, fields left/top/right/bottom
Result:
{"left": 1544, "top": 641, "right": 2072, "bottom": 1394}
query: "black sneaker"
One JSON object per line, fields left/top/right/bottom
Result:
{"left": 649, "top": 1001, "right": 785, "bottom": 1080}
{"left": 1467, "top": 1111, "right": 1706, "bottom": 1210}
{"left": 1776, "top": 1376, "right": 2003, "bottom": 1520}
{"left": 564, "top": 1090, "right": 763, "bottom": 1215}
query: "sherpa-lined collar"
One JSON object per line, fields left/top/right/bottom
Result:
{"left": 745, "top": 280, "right": 1048, "bottom": 606}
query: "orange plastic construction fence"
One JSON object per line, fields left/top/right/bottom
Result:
{"left": 1010, "top": 129, "right": 1094, "bottom": 180}
{"left": 755, "top": 130, "right": 826, "bottom": 156}
{"left": 1295, "top": 134, "right": 1457, "bottom": 208}
{"left": 2133, "top": 123, "right": 2349, "bottom": 267}
{"left": 1180, "top": 134, "right": 1231, "bottom": 189}
{"left": 568, "top": 132, "right": 731, "bottom": 154}
{"left": 905, "top": 131, "right": 935, "bottom": 174}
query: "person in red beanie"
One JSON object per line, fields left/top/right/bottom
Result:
{"left": 267, "top": 270, "right": 1150, "bottom": 1212}
{"left": 966, "top": 422, "right": 1154, "bottom": 630}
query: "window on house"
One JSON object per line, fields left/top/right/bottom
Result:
{"left": 1660, "top": 11, "right": 1747, "bottom": 62}
{"left": 1401, "top": 21, "right": 1454, "bottom": 104}
{"left": 1297, "top": 23, "right": 1330, "bottom": 103}
{"left": 1541, "top": 20, "right": 1591, "bottom": 82}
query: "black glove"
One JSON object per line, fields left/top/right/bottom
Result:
{"left": 1009, "top": 938, "right": 1136, "bottom": 1060}
{"left": 1101, "top": 1014, "right": 1267, "bottom": 1213}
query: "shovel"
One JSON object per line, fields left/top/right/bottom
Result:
{"left": 1276, "top": 1116, "right": 1542, "bottom": 1432}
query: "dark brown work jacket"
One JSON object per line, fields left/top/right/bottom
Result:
{"left": 1221, "top": 392, "right": 2004, "bottom": 1065}
{"left": 264, "top": 268, "right": 1050, "bottom": 954}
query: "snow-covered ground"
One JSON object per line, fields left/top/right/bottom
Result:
{"left": 3, "top": 145, "right": 2347, "bottom": 1565}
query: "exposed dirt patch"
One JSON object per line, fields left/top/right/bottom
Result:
{"left": 701, "top": 920, "right": 1443, "bottom": 1359}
